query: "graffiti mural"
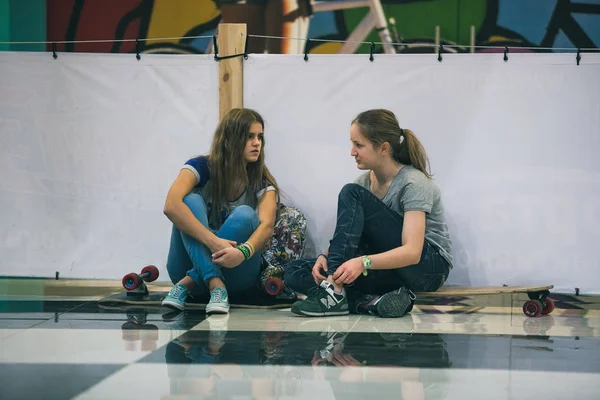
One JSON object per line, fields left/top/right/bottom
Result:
{"left": 45, "top": 0, "right": 600, "bottom": 55}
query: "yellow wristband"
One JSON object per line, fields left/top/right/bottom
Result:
{"left": 244, "top": 242, "right": 255, "bottom": 256}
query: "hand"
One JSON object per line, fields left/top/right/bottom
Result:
{"left": 332, "top": 257, "right": 363, "bottom": 285}
{"left": 312, "top": 255, "right": 328, "bottom": 284}
{"left": 311, "top": 351, "right": 328, "bottom": 367}
{"left": 208, "top": 237, "right": 237, "bottom": 254}
{"left": 335, "top": 353, "right": 364, "bottom": 382}
{"left": 212, "top": 247, "right": 245, "bottom": 268}
{"left": 332, "top": 352, "right": 362, "bottom": 368}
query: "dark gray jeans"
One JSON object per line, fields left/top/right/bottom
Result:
{"left": 284, "top": 183, "right": 450, "bottom": 297}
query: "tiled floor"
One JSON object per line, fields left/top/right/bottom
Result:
{"left": 1, "top": 280, "right": 599, "bottom": 399}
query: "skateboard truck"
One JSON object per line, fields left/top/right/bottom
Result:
{"left": 122, "top": 265, "right": 159, "bottom": 297}
{"left": 125, "top": 281, "right": 149, "bottom": 296}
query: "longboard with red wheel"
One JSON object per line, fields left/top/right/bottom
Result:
{"left": 416, "top": 285, "right": 555, "bottom": 317}
{"left": 121, "top": 265, "right": 160, "bottom": 296}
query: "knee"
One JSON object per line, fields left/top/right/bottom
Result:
{"left": 182, "top": 193, "right": 207, "bottom": 212}
{"left": 339, "top": 183, "right": 364, "bottom": 198}
{"left": 229, "top": 205, "right": 259, "bottom": 225}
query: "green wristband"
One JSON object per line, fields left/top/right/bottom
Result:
{"left": 237, "top": 244, "right": 251, "bottom": 260}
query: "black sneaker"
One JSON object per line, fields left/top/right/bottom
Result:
{"left": 291, "top": 281, "right": 349, "bottom": 317}
{"left": 349, "top": 294, "right": 379, "bottom": 315}
{"left": 317, "top": 327, "right": 349, "bottom": 360}
{"left": 373, "top": 287, "right": 416, "bottom": 318}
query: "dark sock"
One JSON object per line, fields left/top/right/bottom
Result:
{"left": 359, "top": 296, "right": 380, "bottom": 312}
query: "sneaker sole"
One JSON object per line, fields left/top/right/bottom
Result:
{"left": 376, "top": 292, "right": 412, "bottom": 318}
{"left": 206, "top": 304, "right": 230, "bottom": 314}
{"left": 162, "top": 299, "right": 185, "bottom": 311}
{"left": 292, "top": 309, "right": 349, "bottom": 317}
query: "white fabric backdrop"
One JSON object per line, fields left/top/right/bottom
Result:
{"left": 0, "top": 52, "right": 219, "bottom": 280}
{"left": 245, "top": 53, "right": 600, "bottom": 294}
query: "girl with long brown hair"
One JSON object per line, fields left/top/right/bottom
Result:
{"left": 162, "top": 108, "right": 279, "bottom": 314}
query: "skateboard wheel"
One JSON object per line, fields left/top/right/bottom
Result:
{"left": 139, "top": 324, "right": 159, "bottom": 341}
{"left": 122, "top": 273, "right": 141, "bottom": 290}
{"left": 141, "top": 265, "right": 159, "bottom": 282}
{"left": 141, "top": 340, "right": 157, "bottom": 352}
{"left": 124, "top": 341, "right": 137, "bottom": 352}
{"left": 523, "top": 300, "right": 543, "bottom": 317}
{"left": 265, "top": 278, "right": 283, "bottom": 296}
{"left": 121, "top": 322, "right": 140, "bottom": 341}
{"left": 542, "top": 298, "right": 555, "bottom": 315}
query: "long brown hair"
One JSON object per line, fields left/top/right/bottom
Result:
{"left": 352, "top": 109, "right": 432, "bottom": 178}
{"left": 206, "top": 108, "right": 280, "bottom": 226}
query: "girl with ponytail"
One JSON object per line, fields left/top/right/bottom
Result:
{"left": 286, "top": 109, "right": 453, "bottom": 318}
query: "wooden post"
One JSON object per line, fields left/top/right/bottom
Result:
{"left": 217, "top": 23, "right": 247, "bottom": 120}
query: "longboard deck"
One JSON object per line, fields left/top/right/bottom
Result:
{"left": 415, "top": 285, "right": 553, "bottom": 297}
{"left": 98, "top": 291, "right": 295, "bottom": 310}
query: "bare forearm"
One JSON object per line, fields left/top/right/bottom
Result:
{"left": 368, "top": 245, "right": 421, "bottom": 270}
{"left": 246, "top": 222, "right": 274, "bottom": 252}
{"left": 164, "top": 202, "right": 217, "bottom": 247}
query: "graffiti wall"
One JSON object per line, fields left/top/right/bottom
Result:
{"left": 44, "top": 0, "right": 599, "bottom": 55}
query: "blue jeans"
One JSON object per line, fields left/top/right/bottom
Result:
{"left": 284, "top": 183, "right": 450, "bottom": 296}
{"left": 166, "top": 193, "right": 261, "bottom": 297}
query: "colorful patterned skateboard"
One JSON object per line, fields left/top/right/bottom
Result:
{"left": 259, "top": 205, "right": 307, "bottom": 297}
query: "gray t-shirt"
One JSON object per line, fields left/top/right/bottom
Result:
{"left": 354, "top": 166, "right": 453, "bottom": 268}
{"left": 182, "top": 156, "right": 275, "bottom": 230}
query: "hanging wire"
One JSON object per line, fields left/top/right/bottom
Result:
{"left": 0, "top": 35, "right": 214, "bottom": 45}
{"left": 249, "top": 34, "right": 599, "bottom": 52}
{"left": 0, "top": 33, "right": 598, "bottom": 53}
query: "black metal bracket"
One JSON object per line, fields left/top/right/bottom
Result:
{"left": 212, "top": 34, "right": 247, "bottom": 61}
{"left": 213, "top": 35, "right": 219, "bottom": 61}
{"left": 304, "top": 39, "right": 310, "bottom": 62}
{"left": 135, "top": 38, "right": 141, "bottom": 60}
{"left": 126, "top": 281, "right": 149, "bottom": 296}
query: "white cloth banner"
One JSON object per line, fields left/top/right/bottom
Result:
{"left": 0, "top": 52, "right": 219, "bottom": 280}
{"left": 245, "top": 53, "right": 600, "bottom": 294}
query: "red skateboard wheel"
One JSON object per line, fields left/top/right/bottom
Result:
{"left": 542, "top": 298, "right": 555, "bottom": 315}
{"left": 122, "top": 273, "right": 141, "bottom": 291}
{"left": 121, "top": 322, "right": 140, "bottom": 341}
{"left": 141, "top": 265, "right": 159, "bottom": 282}
{"left": 523, "top": 300, "right": 543, "bottom": 317}
{"left": 265, "top": 278, "right": 283, "bottom": 296}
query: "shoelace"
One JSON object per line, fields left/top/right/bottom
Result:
{"left": 307, "top": 281, "right": 334, "bottom": 296}
{"left": 171, "top": 285, "right": 186, "bottom": 298}
{"left": 211, "top": 289, "right": 224, "bottom": 303}
{"left": 306, "top": 286, "right": 322, "bottom": 297}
